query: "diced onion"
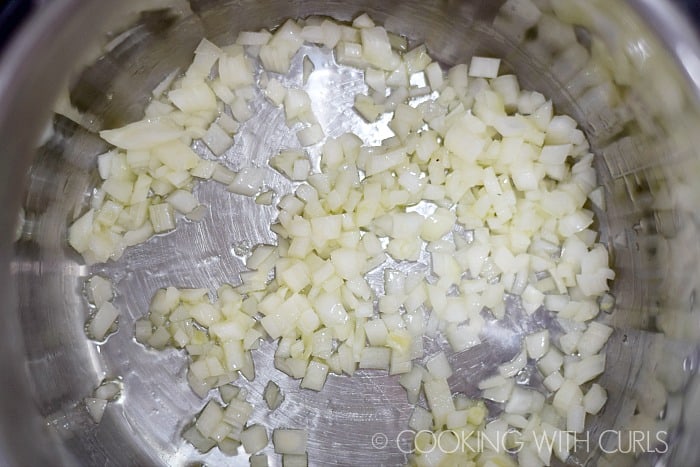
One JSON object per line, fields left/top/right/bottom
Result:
{"left": 87, "top": 302, "right": 120, "bottom": 341}
{"left": 167, "top": 190, "right": 199, "bottom": 214}
{"left": 86, "top": 275, "right": 114, "bottom": 308}
{"left": 426, "top": 351, "right": 453, "bottom": 379}
{"left": 70, "top": 13, "right": 618, "bottom": 463}
{"left": 272, "top": 429, "right": 308, "bottom": 455}
{"left": 203, "top": 122, "right": 233, "bottom": 156}
{"left": 282, "top": 454, "right": 308, "bottom": 467}
{"left": 85, "top": 398, "right": 108, "bottom": 423}
{"left": 94, "top": 380, "right": 121, "bottom": 401}
{"left": 499, "top": 347, "right": 527, "bottom": 378}
{"left": 583, "top": 383, "right": 607, "bottom": 414}
{"left": 228, "top": 167, "right": 266, "bottom": 197}
{"left": 250, "top": 454, "right": 269, "bottom": 467}
{"left": 100, "top": 120, "right": 182, "bottom": 150}
{"left": 468, "top": 56, "right": 501, "bottom": 78}
{"left": 300, "top": 360, "right": 329, "bottom": 391}
{"left": 241, "top": 424, "right": 268, "bottom": 454}
{"left": 264, "top": 381, "right": 284, "bottom": 410}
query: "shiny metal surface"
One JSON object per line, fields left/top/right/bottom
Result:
{"left": 3, "top": 0, "right": 700, "bottom": 466}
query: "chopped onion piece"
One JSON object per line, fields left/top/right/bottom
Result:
{"left": 134, "top": 318, "right": 153, "bottom": 343}
{"left": 399, "top": 365, "right": 424, "bottom": 404}
{"left": 583, "top": 383, "right": 607, "bottom": 414}
{"left": 568, "top": 354, "right": 606, "bottom": 385}
{"left": 256, "top": 190, "right": 275, "bottom": 205}
{"left": 525, "top": 330, "right": 550, "bottom": 360}
{"left": 87, "top": 302, "right": 120, "bottom": 341}
{"left": 538, "top": 347, "right": 564, "bottom": 376}
{"left": 361, "top": 26, "right": 400, "bottom": 71}
{"left": 188, "top": 39, "right": 222, "bottom": 78}
{"left": 273, "top": 429, "right": 307, "bottom": 455}
{"left": 87, "top": 275, "right": 114, "bottom": 308}
{"left": 353, "top": 13, "right": 375, "bottom": 28}
{"left": 236, "top": 29, "right": 271, "bottom": 46}
{"left": 409, "top": 405, "right": 433, "bottom": 431}
{"left": 499, "top": 347, "right": 527, "bottom": 378}
{"left": 504, "top": 387, "right": 545, "bottom": 415}
{"left": 223, "top": 397, "right": 253, "bottom": 433}
{"left": 195, "top": 400, "right": 224, "bottom": 439}
{"left": 577, "top": 322, "right": 613, "bottom": 357}
{"left": 149, "top": 203, "right": 176, "bottom": 233}
{"left": 482, "top": 378, "right": 514, "bottom": 403}
{"left": 94, "top": 380, "right": 121, "bottom": 401}
{"left": 282, "top": 454, "right": 308, "bottom": 467}
{"left": 219, "top": 384, "right": 240, "bottom": 404}
{"left": 168, "top": 82, "right": 218, "bottom": 113}
{"left": 543, "top": 371, "right": 565, "bottom": 392}
{"left": 567, "top": 404, "right": 586, "bottom": 433}
{"left": 97, "top": 151, "right": 114, "bottom": 180}
{"left": 228, "top": 167, "right": 266, "bottom": 197}
{"left": 426, "top": 351, "right": 453, "bottom": 379}
{"left": 182, "top": 425, "right": 216, "bottom": 453}
{"left": 552, "top": 379, "right": 583, "bottom": 414}
{"left": 284, "top": 89, "right": 312, "bottom": 123}
{"left": 219, "top": 53, "right": 254, "bottom": 90}
{"left": 468, "top": 56, "right": 501, "bottom": 78}
{"left": 335, "top": 42, "right": 366, "bottom": 68}
{"left": 297, "top": 123, "right": 325, "bottom": 147}
{"left": 167, "top": 190, "right": 199, "bottom": 214}
{"left": 250, "top": 454, "right": 269, "bottom": 467}
{"left": 203, "top": 122, "right": 233, "bottom": 156}
{"left": 241, "top": 424, "right": 268, "bottom": 454}
{"left": 264, "top": 381, "right": 284, "bottom": 410}
{"left": 100, "top": 119, "right": 182, "bottom": 150}
{"left": 300, "top": 360, "right": 329, "bottom": 391}
{"left": 85, "top": 398, "right": 108, "bottom": 423}
{"left": 359, "top": 347, "right": 391, "bottom": 370}
{"left": 264, "top": 78, "right": 287, "bottom": 106}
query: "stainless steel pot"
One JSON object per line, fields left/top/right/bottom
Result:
{"left": 2, "top": 0, "right": 700, "bottom": 465}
